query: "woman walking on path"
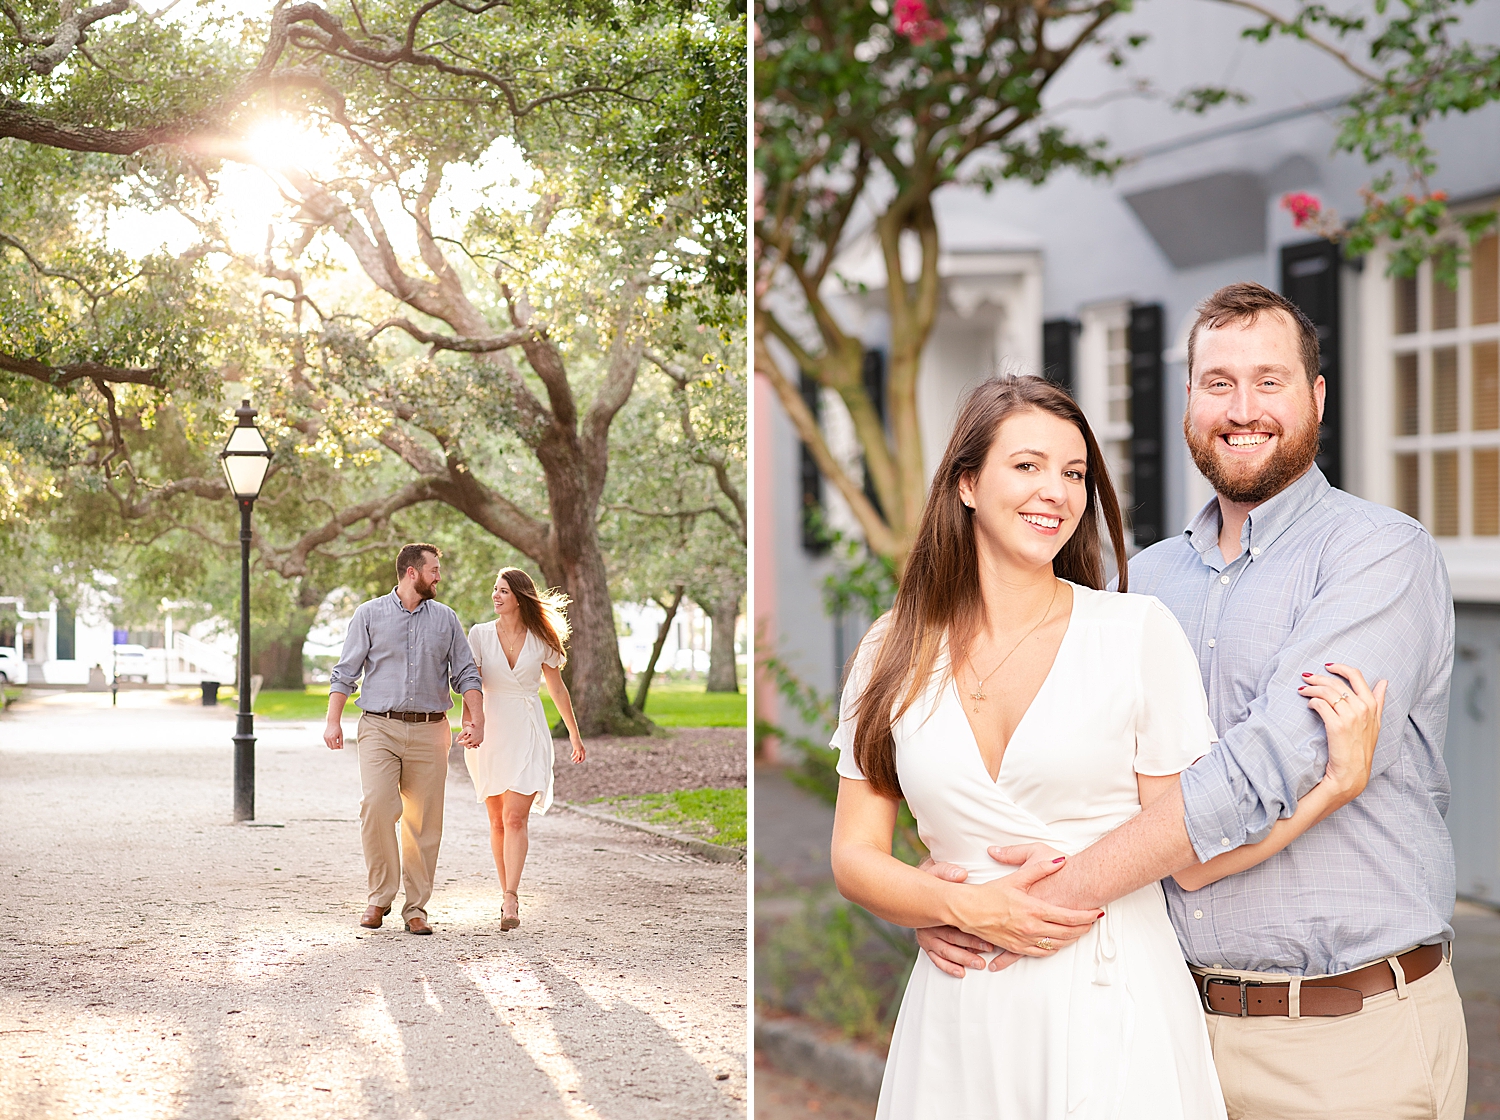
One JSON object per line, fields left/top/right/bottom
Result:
{"left": 464, "top": 567, "right": 586, "bottom": 930}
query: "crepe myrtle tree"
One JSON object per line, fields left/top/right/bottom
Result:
{"left": 1218, "top": 0, "right": 1500, "bottom": 283}
{"left": 755, "top": 0, "right": 1128, "bottom": 570}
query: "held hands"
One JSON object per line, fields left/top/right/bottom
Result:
{"left": 459, "top": 716, "right": 484, "bottom": 749}
{"left": 915, "top": 844, "right": 1101, "bottom": 978}
{"left": 1299, "top": 662, "right": 1388, "bottom": 805}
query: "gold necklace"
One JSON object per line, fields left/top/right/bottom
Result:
{"left": 967, "top": 579, "right": 1060, "bottom": 713}
{"left": 497, "top": 620, "right": 526, "bottom": 653}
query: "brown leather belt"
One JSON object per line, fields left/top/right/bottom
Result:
{"left": 365, "top": 710, "right": 448, "bottom": 723}
{"left": 1196, "top": 943, "right": 1445, "bottom": 1018}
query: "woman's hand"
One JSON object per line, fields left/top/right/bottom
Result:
{"left": 569, "top": 734, "right": 586, "bottom": 764}
{"left": 1299, "top": 662, "right": 1387, "bottom": 806}
{"left": 945, "top": 844, "right": 1101, "bottom": 959}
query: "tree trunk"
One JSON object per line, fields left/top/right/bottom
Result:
{"left": 553, "top": 506, "right": 655, "bottom": 737}
{"left": 705, "top": 579, "right": 742, "bottom": 693}
{"left": 633, "top": 584, "right": 684, "bottom": 712}
{"left": 253, "top": 637, "right": 306, "bottom": 690}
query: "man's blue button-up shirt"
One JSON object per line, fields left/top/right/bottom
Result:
{"left": 1130, "top": 466, "right": 1456, "bottom": 975}
{"left": 328, "top": 589, "right": 482, "bottom": 713}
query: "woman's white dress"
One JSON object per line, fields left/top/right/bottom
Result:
{"left": 833, "top": 584, "right": 1227, "bottom": 1120}
{"left": 465, "top": 622, "right": 562, "bottom": 814}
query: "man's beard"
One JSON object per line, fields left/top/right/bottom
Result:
{"left": 1184, "top": 408, "right": 1320, "bottom": 505}
{"left": 413, "top": 576, "right": 438, "bottom": 601}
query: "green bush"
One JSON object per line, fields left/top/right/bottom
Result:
{"left": 760, "top": 890, "right": 916, "bottom": 1046}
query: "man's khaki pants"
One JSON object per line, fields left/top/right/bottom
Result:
{"left": 1202, "top": 955, "right": 1468, "bottom": 1119}
{"left": 356, "top": 714, "right": 450, "bottom": 922}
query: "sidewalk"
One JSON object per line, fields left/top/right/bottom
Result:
{"left": 0, "top": 695, "right": 747, "bottom": 1119}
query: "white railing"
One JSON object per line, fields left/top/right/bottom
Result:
{"left": 168, "top": 632, "right": 235, "bottom": 683}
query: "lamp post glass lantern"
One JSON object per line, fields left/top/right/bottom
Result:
{"left": 219, "top": 400, "right": 271, "bottom": 821}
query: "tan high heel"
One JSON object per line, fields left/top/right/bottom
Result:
{"left": 501, "top": 891, "right": 520, "bottom": 931}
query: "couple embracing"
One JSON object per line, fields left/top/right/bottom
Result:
{"left": 831, "top": 283, "right": 1466, "bottom": 1119}
{"left": 323, "top": 543, "right": 587, "bottom": 935}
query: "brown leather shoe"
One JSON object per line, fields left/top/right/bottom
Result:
{"left": 404, "top": 915, "right": 433, "bottom": 935}
{"left": 360, "top": 905, "right": 391, "bottom": 929}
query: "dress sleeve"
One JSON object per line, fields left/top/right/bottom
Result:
{"left": 540, "top": 639, "right": 563, "bottom": 669}
{"left": 829, "top": 616, "right": 890, "bottom": 781}
{"left": 1134, "top": 597, "right": 1218, "bottom": 776}
{"left": 467, "top": 624, "right": 484, "bottom": 671}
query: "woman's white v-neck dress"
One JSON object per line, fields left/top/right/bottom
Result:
{"left": 464, "top": 622, "right": 562, "bottom": 814}
{"left": 833, "top": 584, "right": 1227, "bottom": 1120}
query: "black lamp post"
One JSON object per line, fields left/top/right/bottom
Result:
{"left": 219, "top": 400, "right": 271, "bottom": 822}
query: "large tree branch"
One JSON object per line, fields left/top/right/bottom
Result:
{"left": 367, "top": 317, "right": 530, "bottom": 353}
{"left": 0, "top": 351, "right": 162, "bottom": 388}
{"left": 644, "top": 349, "right": 746, "bottom": 544}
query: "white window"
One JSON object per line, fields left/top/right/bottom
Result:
{"left": 1387, "top": 229, "right": 1500, "bottom": 538}
{"left": 1077, "top": 300, "right": 1135, "bottom": 527}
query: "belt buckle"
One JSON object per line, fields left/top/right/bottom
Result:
{"left": 1199, "top": 973, "right": 1260, "bottom": 1017}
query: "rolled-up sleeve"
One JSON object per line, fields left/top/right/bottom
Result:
{"left": 1179, "top": 523, "right": 1452, "bottom": 863}
{"left": 447, "top": 613, "right": 483, "bottom": 695}
{"left": 329, "top": 605, "right": 371, "bottom": 697}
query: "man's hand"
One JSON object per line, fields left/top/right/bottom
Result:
{"left": 913, "top": 845, "right": 1101, "bottom": 976}
{"left": 324, "top": 720, "right": 344, "bottom": 751}
{"left": 460, "top": 717, "right": 484, "bottom": 749}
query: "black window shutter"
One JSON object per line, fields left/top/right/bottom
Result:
{"left": 1128, "top": 304, "right": 1165, "bottom": 547}
{"left": 1280, "top": 240, "right": 1342, "bottom": 489}
{"left": 861, "top": 349, "right": 887, "bottom": 519}
{"left": 1042, "top": 319, "right": 1079, "bottom": 396}
{"left": 798, "top": 372, "right": 828, "bottom": 554}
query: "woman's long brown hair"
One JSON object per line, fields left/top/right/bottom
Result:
{"left": 497, "top": 567, "right": 571, "bottom": 666}
{"left": 850, "top": 376, "right": 1129, "bottom": 799}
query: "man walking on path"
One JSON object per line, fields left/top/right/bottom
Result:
{"left": 918, "top": 283, "right": 1466, "bottom": 1118}
{"left": 325, "top": 543, "right": 484, "bottom": 935}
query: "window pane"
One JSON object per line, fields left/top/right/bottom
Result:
{"left": 1475, "top": 449, "right": 1500, "bottom": 536}
{"left": 1432, "top": 268, "right": 1458, "bottom": 331}
{"left": 1476, "top": 342, "right": 1499, "bottom": 431}
{"left": 1434, "top": 450, "right": 1459, "bottom": 536}
{"left": 1433, "top": 347, "right": 1459, "bottom": 433}
{"left": 1396, "top": 352, "right": 1420, "bottom": 435}
{"left": 1396, "top": 452, "right": 1421, "bottom": 519}
{"left": 1394, "top": 274, "right": 1419, "bottom": 334}
{"left": 1475, "top": 234, "right": 1499, "bottom": 326}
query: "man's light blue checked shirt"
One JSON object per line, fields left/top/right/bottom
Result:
{"left": 329, "top": 589, "right": 482, "bottom": 713}
{"left": 1130, "top": 466, "right": 1456, "bottom": 975}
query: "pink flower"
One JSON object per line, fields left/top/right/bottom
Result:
{"left": 1280, "top": 192, "right": 1321, "bottom": 228}
{"left": 894, "top": 0, "right": 946, "bottom": 45}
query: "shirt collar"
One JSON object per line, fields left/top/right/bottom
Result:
{"left": 1182, "top": 465, "right": 1331, "bottom": 563}
{"left": 389, "top": 587, "right": 429, "bottom": 615}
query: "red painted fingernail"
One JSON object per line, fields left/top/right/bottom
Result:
{"left": 1099, "top": 911, "right": 1106, "bottom": 918}
{"left": 1302, "top": 672, "right": 1313, "bottom": 677}
{"left": 1052, "top": 857, "right": 1066, "bottom": 864}
{"left": 1325, "top": 662, "right": 1333, "bottom": 666}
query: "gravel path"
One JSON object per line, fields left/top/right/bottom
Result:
{"left": 0, "top": 693, "right": 747, "bottom": 1119}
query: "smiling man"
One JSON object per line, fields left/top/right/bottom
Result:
{"left": 917, "top": 282, "right": 1466, "bottom": 1118}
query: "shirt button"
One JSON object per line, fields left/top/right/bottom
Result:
{"left": 1207, "top": 638, "right": 1216, "bottom": 648}
{"left": 1194, "top": 909, "right": 1203, "bottom": 920}
{"left": 1221, "top": 837, "right": 1232, "bottom": 847}
{"left": 1250, "top": 547, "right": 1261, "bottom": 556}
{"left": 1220, "top": 575, "right": 1230, "bottom": 585}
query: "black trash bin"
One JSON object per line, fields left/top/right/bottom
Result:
{"left": 200, "top": 680, "right": 221, "bottom": 707}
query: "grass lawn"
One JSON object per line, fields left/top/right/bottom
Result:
{"left": 591, "top": 787, "right": 746, "bottom": 848}
{"left": 247, "top": 679, "right": 746, "bottom": 729}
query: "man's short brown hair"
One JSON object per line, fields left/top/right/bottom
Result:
{"left": 1187, "top": 281, "right": 1321, "bottom": 388}
{"left": 396, "top": 543, "right": 440, "bottom": 581}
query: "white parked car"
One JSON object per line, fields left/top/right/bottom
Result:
{"left": 0, "top": 647, "right": 27, "bottom": 686}
{"left": 111, "top": 644, "right": 150, "bottom": 683}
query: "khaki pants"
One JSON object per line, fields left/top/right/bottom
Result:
{"left": 356, "top": 714, "right": 450, "bottom": 921}
{"left": 1201, "top": 955, "right": 1468, "bottom": 1120}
